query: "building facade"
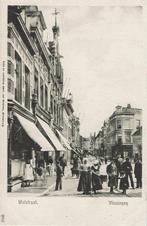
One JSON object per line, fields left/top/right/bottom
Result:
{"left": 7, "top": 6, "right": 79, "bottom": 192}
{"left": 104, "top": 104, "right": 142, "bottom": 158}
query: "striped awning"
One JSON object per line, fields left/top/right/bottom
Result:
{"left": 36, "top": 116, "right": 66, "bottom": 152}
{"left": 14, "top": 113, "right": 55, "bottom": 152}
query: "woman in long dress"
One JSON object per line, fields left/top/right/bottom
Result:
{"left": 91, "top": 160, "right": 103, "bottom": 194}
{"left": 77, "top": 159, "right": 91, "bottom": 194}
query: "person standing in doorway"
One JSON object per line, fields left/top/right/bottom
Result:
{"left": 55, "top": 160, "right": 63, "bottom": 191}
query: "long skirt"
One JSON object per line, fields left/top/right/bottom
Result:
{"left": 92, "top": 173, "right": 103, "bottom": 191}
{"left": 77, "top": 171, "right": 91, "bottom": 194}
{"left": 119, "top": 177, "right": 128, "bottom": 190}
{"left": 108, "top": 175, "right": 117, "bottom": 187}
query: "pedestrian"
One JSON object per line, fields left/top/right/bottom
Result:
{"left": 55, "top": 160, "right": 63, "bottom": 191}
{"left": 134, "top": 159, "right": 142, "bottom": 188}
{"left": 42, "top": 165, "right": 47, "bottom": 185}
{"left": 22, "top": 159, "right": 34, "bottom": 187}
{"left": 59, "top": 154, "right": 67, "bottom": 176}
{"left": 106, "top": 159, "right": 117, "bottom": 193}
{"left": 91, "top": 160, "right": 103, "bottom": 194}
{"left": 77, "top": 159, "right": 91, "bottom": 195}
{"left": 122, "top": 158, "right": 134, "bottom": 189}
{"left": 118, "top": 170, "right": 128, "bottom": 194}
{"left": 115, "top": 156, "right": 124, "bottom": 188}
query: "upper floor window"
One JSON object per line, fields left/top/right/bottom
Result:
{"left": 125, "top": 131, "right": 131, "bottom": 143}
{"left": 15, "top": 52, "right": 22, "bottom": 104}
{"left": 136, "top": 120, "right": 141, "bottom": 129}
{"left": 40, "top": 78, "right": 44, "bottom": 108}
{"left": 8, "top": 42, "right": 14, "bottom": 59}
{"left": 24, "top": 66, "right": 30, "bottom": 110}
{"left": 117, "top": 120, "right": 122, "bottom": 129}
{"left": 34, "top": 69, "right": 38, "bottom": 98}
{"left": 118, "top": 136, "right": 122, "bottom": 144}
{"left": 45, "top": 85, "right": 48, "bottom": 111}
{"left": 7, "top": 60, "right": 14, "bottom": 77}
{"left": 50, "top": 95, "right": 53, "bottom": 114}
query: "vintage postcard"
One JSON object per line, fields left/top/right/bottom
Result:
{"left": 0, "top": 0, "right": 146, "bottom": 225}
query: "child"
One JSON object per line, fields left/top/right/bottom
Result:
{"left": 119, "top": 170, "right": 128, "bottom": 194}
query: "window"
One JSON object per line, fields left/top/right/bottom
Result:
{"left": 118, "top": 136, "right": 122, "bottom": 144}
{"left": 125, "top": 131, "right": 131, "bottom": 143}
{"left": 24, "top": 66, "right": 30, "bottom": 109}
{"left": 136, "top": 120, "right": 140, "bottom": 129}
{"left": 40, "top": 78, "right": 44, "bottom": 107}
{"left": 34, "top": 69, "right": 38, "bottom": 98}
{"left": 50, "top": 95, "right": 53, "bottom": 114}
{"left": 15, "top": 52, "right": 22, "bottom": 103}
{"left": 8, "top": 60, "right": 14, "bottom": 76}
{"left": 45, "top": 85, "right": 48, "bottom": 111}
{"left": 117, "top": 120, "right": 121, "bottom": 129}
{"left": 8, "top": 27, "right": 14, "bottom": 42}
{"left": 124, "top": 119, "right": 130, "bottom": 129}
{"left": 8, "top": 42, "right": 14, "bottom": 59}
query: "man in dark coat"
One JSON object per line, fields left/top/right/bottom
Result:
{"left": 134, "top": 159, "right": 142, "bottom": 188}
{"left": 106, "top": 159, "right": 117, "bottom": 193}
{"left": 55, "top": 161, "right": 63, "bottom": 190}
{"left": 122, "top": 158, "right": 134, "bottom": 189}
{"left": 59, "top": 154, "right": 67, "bottom": 176}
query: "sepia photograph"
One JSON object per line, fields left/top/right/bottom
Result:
{"left": 0, "top": 1, "right": 146, "bottom": 226}
{"left": 7, "top": 5, "right": 143, "bottom": 198}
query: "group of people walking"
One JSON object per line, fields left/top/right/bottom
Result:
{"left": 77, "top": 158, "right": 103, "bottom": 194}
{"left": 76, "top": 155, "right": 142, "bottom": 195}
{"left": 107, "top": 157, "right": 142, "bottom": 194}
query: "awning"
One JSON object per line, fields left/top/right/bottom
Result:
{"left": 14, "top": 113, "right": 55, "bottom": 152}
{"left": 56, "top": 130, "right": 71, "bottom": 150}
{"left": 36, "top": 116, "right": 66, "bottom": 152}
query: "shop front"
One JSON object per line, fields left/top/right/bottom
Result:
{"left": 8, "top": 113, "right": 55, "bottom": 192}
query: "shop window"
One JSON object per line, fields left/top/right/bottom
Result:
{"left": 24, "top": 65, "right": 30, "bottom": 110}
{"left": 40, "top": 78, "right": 44, "bottom": 108}
{"left": 15, "top": 52, "right": 22, "bottom": 104}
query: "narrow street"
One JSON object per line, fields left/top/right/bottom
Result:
{"left": 41, "top": 163, "right": 142, "bottom": 198}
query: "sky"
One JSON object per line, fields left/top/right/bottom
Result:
{"left": 39, "top": 5, "right": 144, "bottom": 137}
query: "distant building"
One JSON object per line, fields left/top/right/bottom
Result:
{"left": 107, "top": 104, "right": 142, "bottom": 158}
{"left": 132, "top": 127, "right": 142, "bottom": 159}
